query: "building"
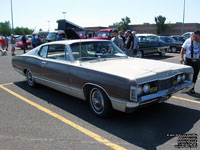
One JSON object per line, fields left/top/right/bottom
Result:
{"left": 85, "top": 23, "right": 200, "bottom": 35}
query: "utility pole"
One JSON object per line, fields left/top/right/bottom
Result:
{"left": 182, "top": 0, "right": 185, "bottom": 34}
{"left": 48, "top": 21, "right": 51, "bottom": 31}
{"left": 11, "top": 0, "right": 14, "bottom": 33}
{"left": 62, "top": 12, "right": 66, "bottom": 19}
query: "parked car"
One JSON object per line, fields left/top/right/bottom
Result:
{"left": 182, "top": 32, "right": 193, "bottom": 39}
{"left": 137, "top": 34, "right": 169, "bottom": 58}
{"left": 91, "top": 29, "right": 113, "bottom": 40}
{"left": 159, "top": 36, "right": 183, "bottom": 53}
{"left": 16, "top": 35, "right": 32, "bottom": 49}
{"left": 12, "top": 39, "right": 193, "bottom": 117}
{"left": 46, "top": 30, "right": 66, "bottom": 42}
{"left": 171, "top": 35, "right": 186, "bottom": 43}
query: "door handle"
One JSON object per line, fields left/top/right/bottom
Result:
{"left": 42, "top": 61, "right": 47, "bottom": 65}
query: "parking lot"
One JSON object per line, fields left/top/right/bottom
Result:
{"left": 0, "top": 48, "right": 199, "bottom": 150}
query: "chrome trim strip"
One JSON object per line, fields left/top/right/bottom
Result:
{"left": 33, "top": 75, "right": 82, "bottom": 91}
{"left": 13, "top": 67, "right": 24, "bottom": 75}
{"left": 33, "top": 75, "right": 85, "bottom": 100}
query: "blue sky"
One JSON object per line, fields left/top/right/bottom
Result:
{"left": 0, "top": 0, "right": 199, "bottom": 31}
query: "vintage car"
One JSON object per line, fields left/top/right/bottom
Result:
{"left": 91, "top": 29, "right": 113, "bottom": 40}
{"left": 159, "top": 36, "right": 183, "bottom": 53}
{"left": 137, "top": 34, "right": 169, "bottom": 58}
{"left": 12, "top": 39, "right": 194, "bottom": 117}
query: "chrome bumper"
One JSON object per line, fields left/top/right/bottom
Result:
{"left": 110, "top": 81, "right": 194, "bottom": 113}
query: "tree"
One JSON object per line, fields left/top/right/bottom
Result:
{"left": 113, "top": 16, "right": 131, "bottom": 32}
{"left": 0, "top": 21, "right": 12, "bottom": 36}
{"left": 39, "top": 28, "right": 43, "bottom": 31}
{"left": 14, "top": 27, "right": 33, "bottom": 35}
{"left": 155, "top": 15, "right": 170, "bottom": 35}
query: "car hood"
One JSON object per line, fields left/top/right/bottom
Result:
{"left": 81, "top": 57, "right": 193, "bottom": 84}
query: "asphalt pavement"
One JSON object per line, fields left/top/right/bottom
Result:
{"left": 0, "top": 47, "right": 199, "bottom": 150}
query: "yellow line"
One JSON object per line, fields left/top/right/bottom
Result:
{"left": 172, "top": 96, "right": 200, "bottom": 104}
{"left": 0, "top": 85, "right": 126, "bottom": 150}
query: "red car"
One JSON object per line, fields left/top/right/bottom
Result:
{"left": 16, "top": 35, "right": 32, "bottom": 49}
{"left": 91, "top": 29, "right": 113, "bottom": 40}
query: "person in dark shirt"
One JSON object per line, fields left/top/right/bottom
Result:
{"left": 125, "top": 30, "right": 133, "bottom": 56}
{"left": 22, "top": 34, "right": 27, "bottom": 53}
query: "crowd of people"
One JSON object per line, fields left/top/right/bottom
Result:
{"left": 111, "top": 29, "right": 139, "bottom": 57}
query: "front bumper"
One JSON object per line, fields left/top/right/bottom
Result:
{"left": 110, "top": 81, "right": 193, "bottom": 113}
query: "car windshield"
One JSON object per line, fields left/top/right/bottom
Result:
{"left": 97, "top": 31, "right": 109, "bottom": 37}
{"left": 47, "top": 33, "right": 57, "bottom": 39}
{"left": 70, "top": 41, "right": 127, "bottom": 61}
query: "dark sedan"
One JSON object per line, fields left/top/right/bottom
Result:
{"left": 159, "top": 36, "right": 183, "bottom": 53}
{"left": 137, "top": 34, "right": 169, "bottom": 58}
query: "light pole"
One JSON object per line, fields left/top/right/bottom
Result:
{"left": 62, "top": 12, "right": 66, "bottom": 19}
{"left": 182, "top": 0, "right": 186, "bottom": 34}
{"left": 10, "top": 0, "right": 14, "bottom": 33}
{"left": 48, "top": 21, "right": 51, "bottom": 31}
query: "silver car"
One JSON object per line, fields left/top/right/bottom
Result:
{"left": 12, "top": 39, "right": 194, "bottom": 117}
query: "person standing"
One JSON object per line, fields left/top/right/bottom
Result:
{"left": 56, "top": 33, "right": 62, "bottom": 41}
{"left": 0, "top": 36, "right": 6, "bottom": 50}
{"left": 132, "top": 31, "right": 139, "bottom": 57}
{"left": 118, "top": 31, "right": 126, "bottom": 47}
{"left": 125, "top": 30, "right": 133, "bottom": 57}
{"left": 5, "top": 35, "right": 9, "bottom": 51}
{"left": 111, "top": 29, "right": 124, "bottom": 50}
{"left": 22, "top": 34, "right": 27, "bottom": 53}
{"left": 180, "top": 29, "right": 200, "bottom": 94}
{"left": 10, "top": 35, "right": 16, "bottom": 56}
{"left": 32, "top": 34, "right": 37, "bottom": 48}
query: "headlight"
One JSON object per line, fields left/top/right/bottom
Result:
{"left": 137, "top": 86, "right": 143, "bottom": 96}
{"left": 143, "top": 84, "right": 150, "bottom": 94}
{"left": 181, "top": 74, "right": 186, "bottom": 81}
{"left": 177, "top": 75, "right": 182, "bottom": 83}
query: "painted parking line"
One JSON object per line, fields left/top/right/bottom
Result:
{"left": 172, "top": 96, "right": 200, "bottom": 104}
{"left": 0, "top": 84, "right": 127, "bottom": 150}
{"left": 0, "top": 82, "right": 13, "bottom": 86}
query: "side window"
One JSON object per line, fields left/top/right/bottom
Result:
{"left": 149, "top": 36, "right": 158, "bottom": 42}
{"left": 47, "top": 45, "right": 66, "bottom": 60}
{"left": 39, "top": 46, "right": 48, "bottom": 58}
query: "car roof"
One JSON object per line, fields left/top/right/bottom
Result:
{"left": 42, "top": 39, "right": 111, "bottom": 46}
{"left": 136, "top": 33, "right": 158, "bottom": 37}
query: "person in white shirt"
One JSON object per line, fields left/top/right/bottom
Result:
{"left": 180, "top": 29, "right": 200, "bottom": 94}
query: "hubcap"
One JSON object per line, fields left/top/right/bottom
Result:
{"left": 90, "top": 89, "right": 104, "bottom": 113}
{"left": 137, "top": 51, "right": 142, "bottom": 58}
{"left": 27, "top": 71, "right": 33, "bottom": 85}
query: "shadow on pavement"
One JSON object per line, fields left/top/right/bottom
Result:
{"left": 14, "top": 81, "right": 200, "bottom": 150}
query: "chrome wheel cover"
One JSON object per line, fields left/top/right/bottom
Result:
{"left": 90, "top": 88, "right": 104, "bottom": 114}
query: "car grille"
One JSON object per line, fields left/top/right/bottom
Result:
{"left": 158, "top": 78, "right": 174, "bottom": 91}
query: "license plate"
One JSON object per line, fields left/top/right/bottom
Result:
{"left": 150, "top": 87, "right": 158, "bottom": 93}
{"left": 173, "top": 80, "right": 178, "bottom": 85}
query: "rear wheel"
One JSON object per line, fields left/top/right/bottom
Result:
{"left": 26, "top": 70, "right": 37, "bottom": 87}
{"left": 171, "top": 47, "right": 177, "bottom": 53}
{"left": 136, "top": 50, "right": 143, "bottom": 58}
{"left": 89, "top": 87, "right": 112, "bottom": 118}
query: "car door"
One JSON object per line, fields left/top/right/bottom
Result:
{"left": 147, "top": 36, "right": 159, "bottom": 54}
{"left": 40, "top": 44, "right": 71, "bottom": 86}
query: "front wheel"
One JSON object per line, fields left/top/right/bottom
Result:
{"left": 159, "top": 49, "right": 166, "bottom": 57}
{"left": 89, "top": 87, "right": 112, "bottom": 118}
{"left": 26, "top": 70, "right": 37, "bottom": 87}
